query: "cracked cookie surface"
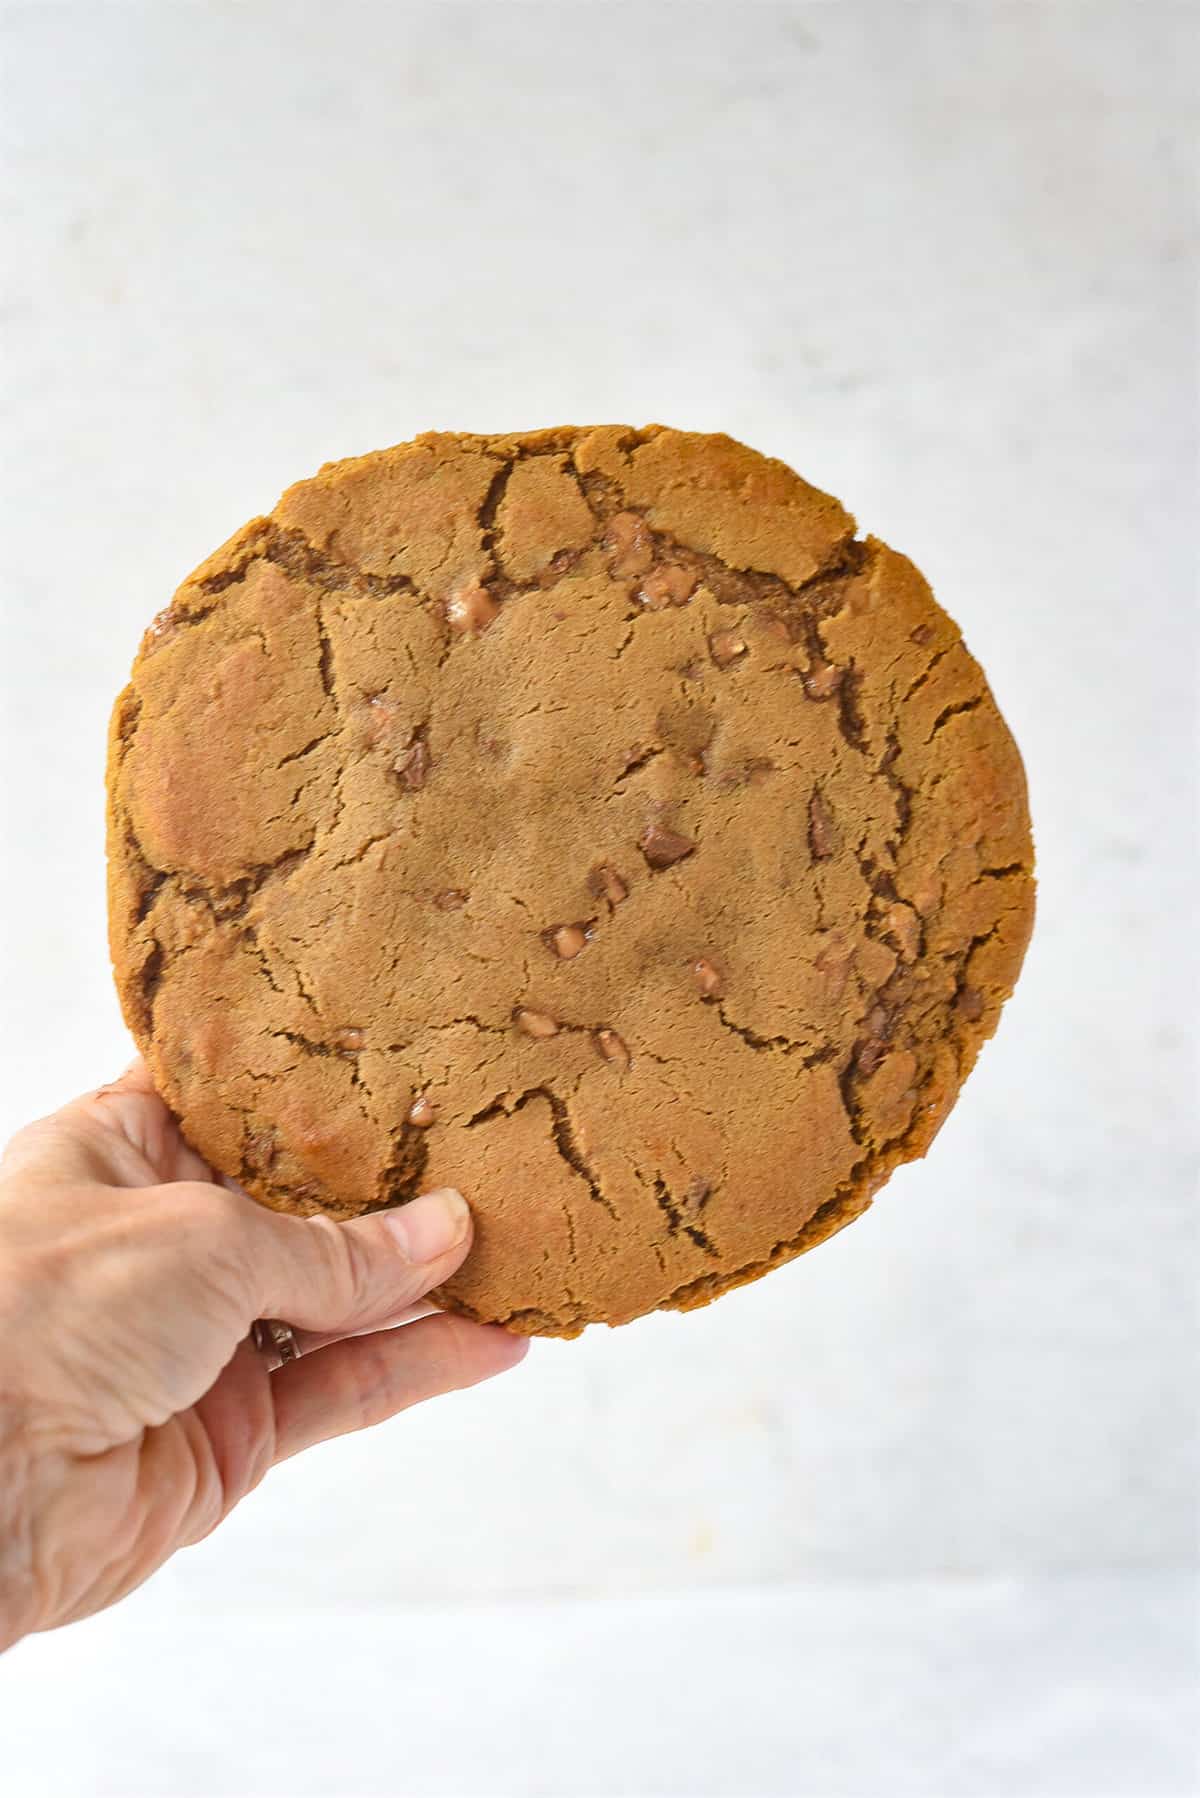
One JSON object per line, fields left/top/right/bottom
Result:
{"left": 106, "top": 426, "right": 1035, "bottom": 1336}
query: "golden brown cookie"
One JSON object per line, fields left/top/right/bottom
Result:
{"left": 107, "top": 427, "right": 1034, "bottom": 1335}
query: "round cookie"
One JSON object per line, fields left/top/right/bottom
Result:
{"left": 107, "top": 427, "right": 1034, "bottom": 1336}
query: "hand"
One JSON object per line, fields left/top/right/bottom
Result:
{"left": 0, "top": 1062, "right": 527, "bottom": 1650}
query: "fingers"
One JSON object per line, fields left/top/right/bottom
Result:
{"left": 79, "top": 1061, "right": 214, "bottom": 1185}
{"left": 1, "top": 1059, "right": 211, "bottom": 1192}
{"left": 291, "top": 1299, "right": 440, "bottom": 1358}
{"left": 235, "top": 1186, "right": 476, "bottom": 1339}
{"left": 269, "top": 1313, "right": 529, "bottom": 1463}
{"left": 184, "top": 1339, "right": 278, "bottom": 1538}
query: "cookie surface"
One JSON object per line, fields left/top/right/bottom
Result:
{"left": 107, "top": 427, "right": 1034, "bottom": 1335}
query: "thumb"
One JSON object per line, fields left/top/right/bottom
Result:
{"left": 197, "top": 1184, "right": 475, "bottom": 1339}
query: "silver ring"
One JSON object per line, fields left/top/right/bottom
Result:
{"left": 251, "top": 1317, "right": 301, "bottom": 1373}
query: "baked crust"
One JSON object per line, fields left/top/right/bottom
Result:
{"left": 107, "top": 427, "right": 1035, "bottom": 1334}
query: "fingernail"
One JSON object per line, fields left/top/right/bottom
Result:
{"left": 384, "top": 1187, "right": 469, "bottom": 1263}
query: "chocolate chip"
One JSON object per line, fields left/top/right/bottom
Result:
{"left": 857, "top": 936, "right": 898, "bottom": 988}
{"left": 692, "top": 957, "right": 723, "bottom": 998}
{"left": 637, "top": 564, "right": 698, "bottom": 611}
{"left": 595, "top": 1028, "right": 630, "bottom": 1071}
{"left": 709, "top": 630, "right": 747, "bottom": 668}
{"left": 602, "top": 511, "right": 655, "bottom": 578}
{"left": 549, "top": 923, "right": 589, "bottom": 960}
{"left": 802, "top": 660, "right": 841, "bottom": 700}
{"left": 639, "top": 823, "right": 696, "bottom": 869}
{"left": 956, "top": 986, "right": 985, "bottom": 1022}
{"left": 334, "top": 1027, "right": 364, "bottom": 1052}
{"left": 884, "top": 903, "right": 922, "bottom": 962}
{"left": 394, "top": 736, "right": 430, "bottom": 789}
{"left": 808, "top": 791, "right": 836, "bottom": 862}
{"left": 541, "top": 547, "right": 580, "bottom": 585}
{"left": 244, "top": 1128, "right": 278, "bottom": 1173}
{"left": 445, "top": 575, "right": 499, "bottom": 636}
{"left": 364, "top": 692, "right": 402, "bottom": 743}
{"left": 588, "top": 863, "right": 629, "bottom": 906}
{"left": 814, "top": 936, "right": 854, "bottom": 998}
{"left": 407, "top": 1095, "right": 439, "bottom": 1127}
{"left": 516, "top": 1007, "right": 559, "bottom": 1039}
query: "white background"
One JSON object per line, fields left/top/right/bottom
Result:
{"left": 0, "top": 3, "right": 1195, "bottom": 1795}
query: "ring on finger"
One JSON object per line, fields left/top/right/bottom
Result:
{"left": 250, "top": 1317, "right": 302, "bottom": 1373}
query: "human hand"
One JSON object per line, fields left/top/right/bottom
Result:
{"left": 0, "top": 1061, "right": 527, "bottom": 1650}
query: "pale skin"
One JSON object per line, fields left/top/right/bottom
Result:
{"left": 0, "top": 1062, "right": 527, "bottom": 1652}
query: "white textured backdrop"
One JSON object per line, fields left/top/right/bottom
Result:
{"left": 1, "top": 4, "right": 1195, "bottom": 1794}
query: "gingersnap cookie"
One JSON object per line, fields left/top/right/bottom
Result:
{"left": 107, "top": 427, "right": 1034, "bottom": 1335}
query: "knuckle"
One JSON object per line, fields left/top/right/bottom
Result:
{"left": 163, "top": 1179, "right": 235, "bottom": 1234}
{"left": 176, "top": 1426, "right": 228, "bottom": 1546}
{"left": 163, "top": 1183, "right": 233, "bottom": 1255}
{"left": 344, "top": 1335, "right": 402, "bottom": 1432}
{"left": 0, "top": 1118, "right": 73, "bottom": 1187}
{"left": 160, "top": 1183, "right": 256, "bottom": 1306}
{"left": 438, "top": 1317, "right": 482, "bottom": 1391}
{"left": 182, "top": 1472, "right": 227, "bottom": 1546}
{"left": 306, "top": 1215, "right": 377, "bottom": 1321}
{"left": 0, "top": 1117, "right": 47, "bottom": 1167}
